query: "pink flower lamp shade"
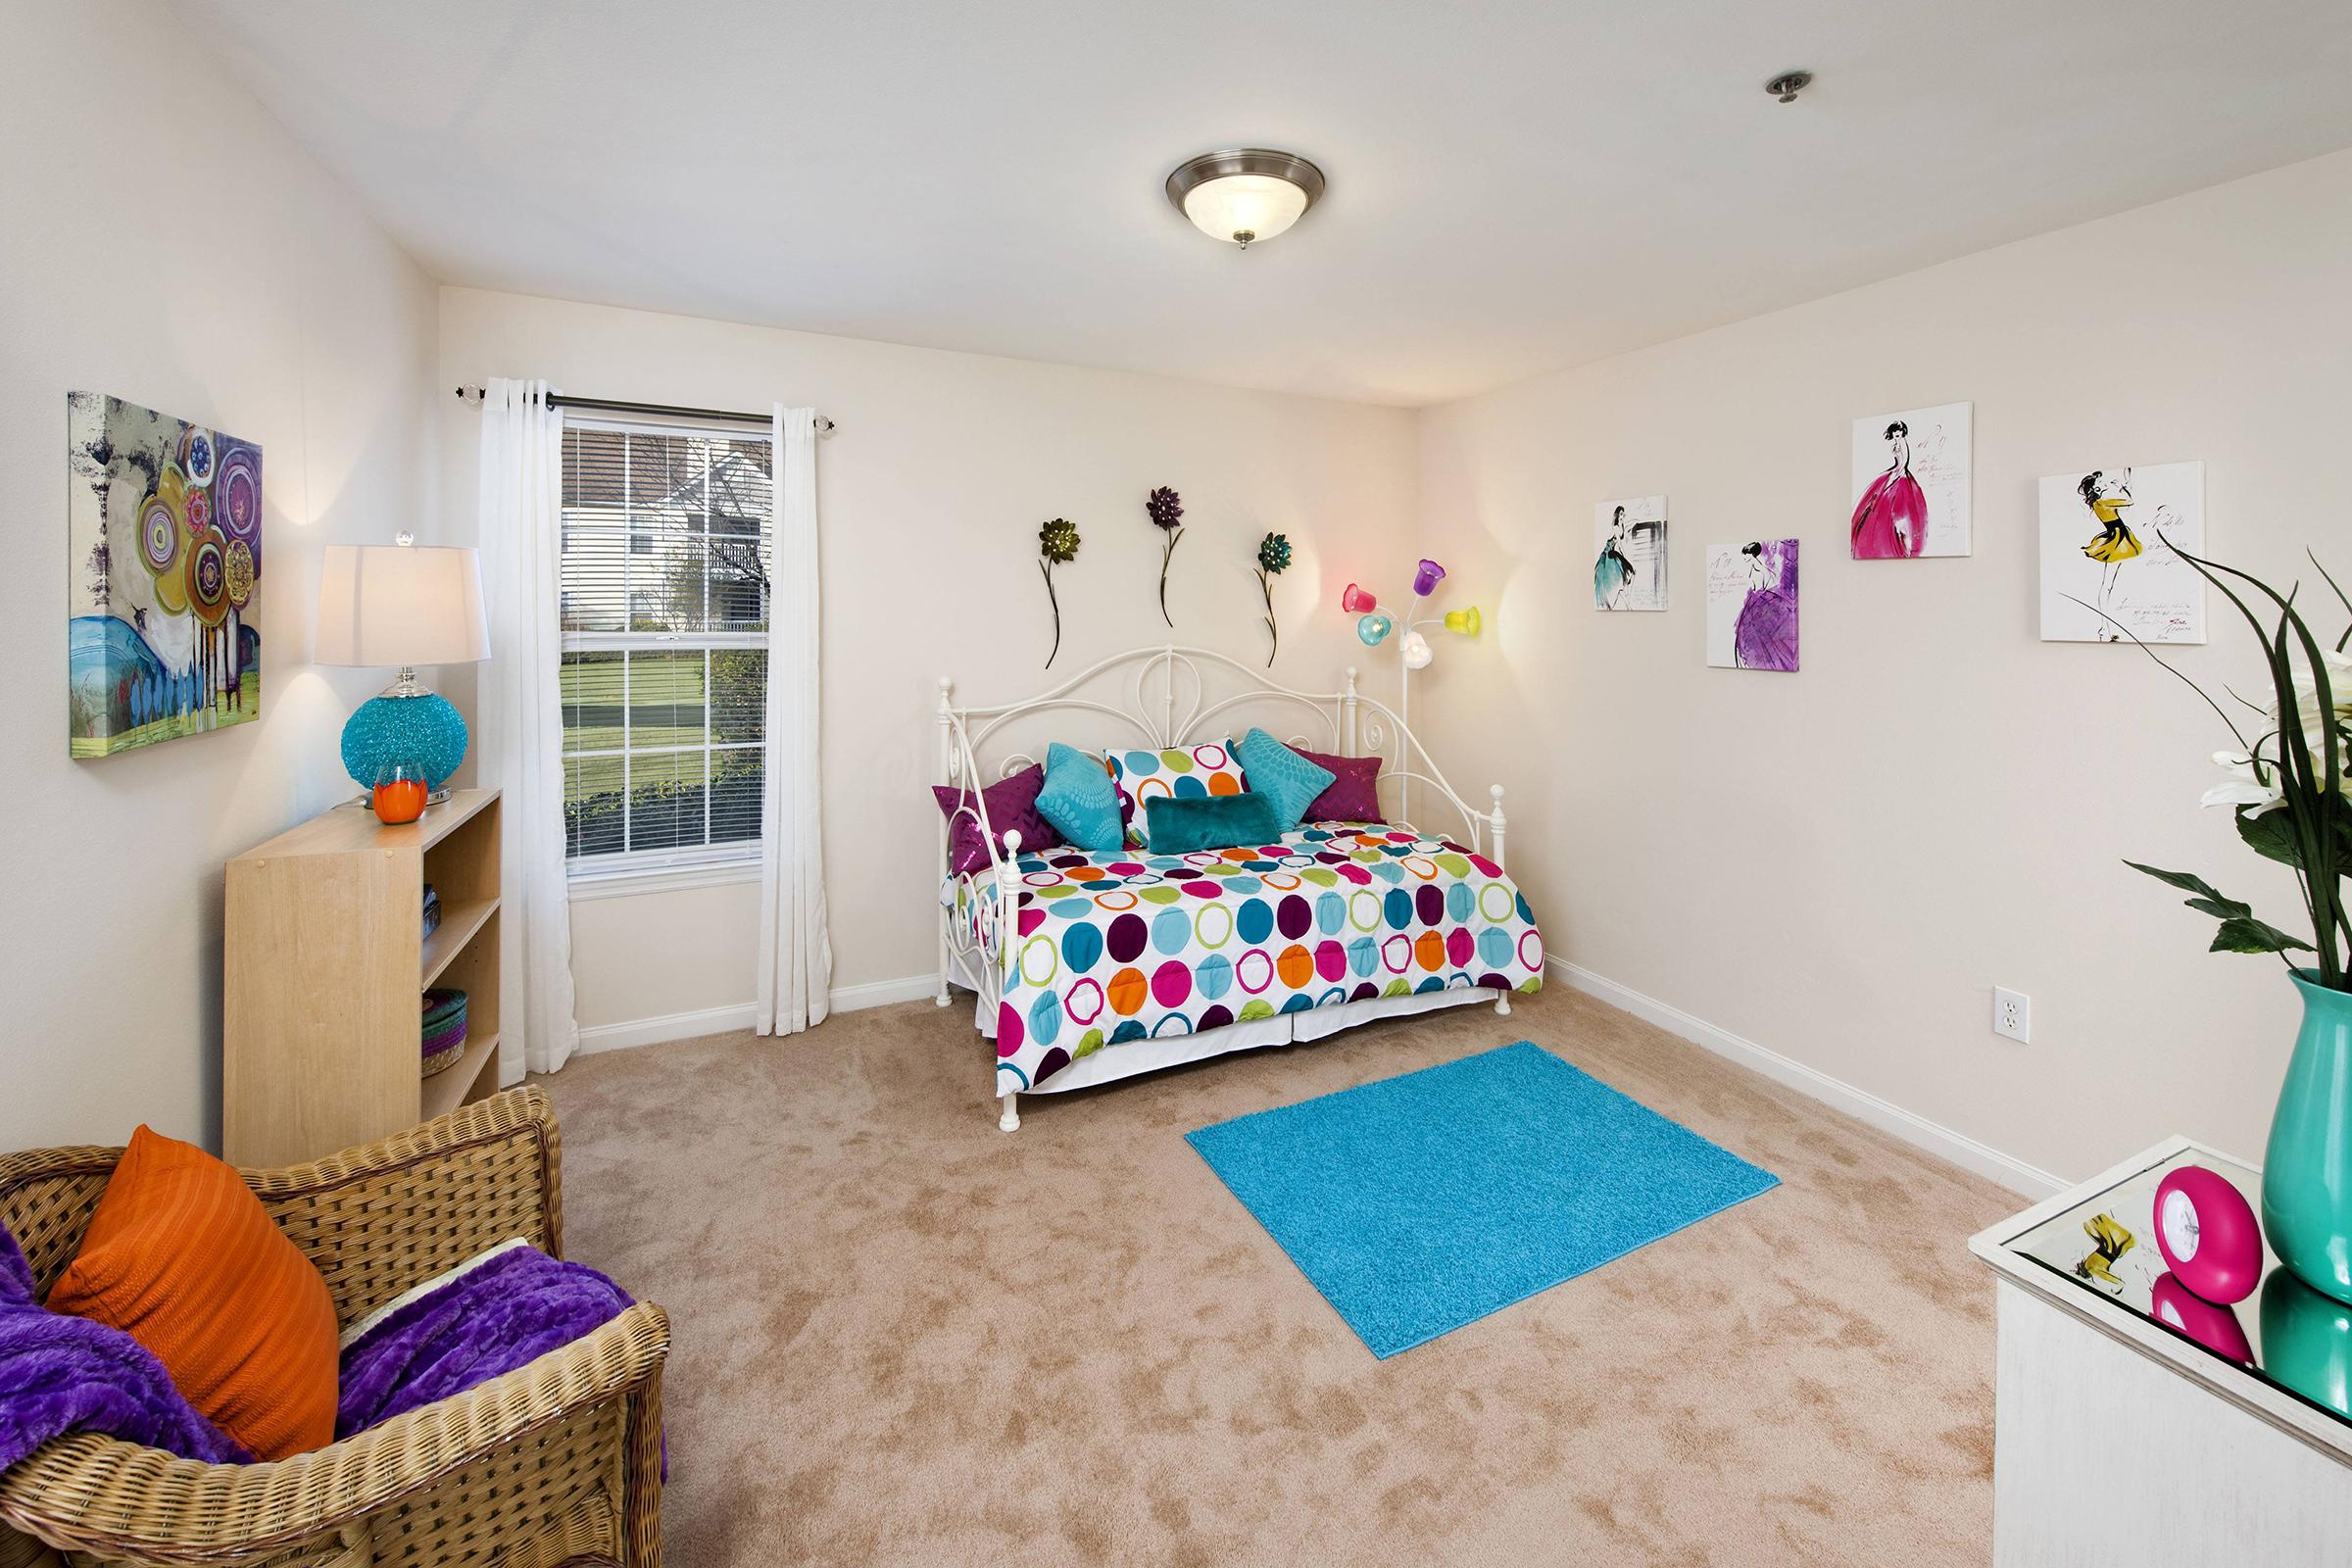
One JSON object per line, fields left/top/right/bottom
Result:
{"left": 2153, "top": 1165, "right": 2266, "bottom": 1305}
{"left": 1341, "top": 583, "right": 1378, "bottom": 614}
{"left": 1411, "top": 559, "right": 1446, "bottom": 597}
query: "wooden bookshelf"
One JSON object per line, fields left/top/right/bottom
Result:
{"left": 223, "top": 789, "right": 504, "bottom": 1167}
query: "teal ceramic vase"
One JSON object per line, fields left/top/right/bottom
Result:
{"left": 2257, "top": 1267, "right": 2352, "bottom": 1418}
{"left": 2262, "top": 970, "right": 2352, "bottom": 1306}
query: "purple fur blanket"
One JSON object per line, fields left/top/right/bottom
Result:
{"left": 0, "top": 1221, "right": 635, "bottom": 1475}
{"left": 335, "top": 1241, "right": 636, "bottom": 1439}
{"left": 0, "top": 1224, "right": 249, "bottom": 1470}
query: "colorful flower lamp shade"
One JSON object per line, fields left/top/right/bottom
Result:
{"left": 316, "top": 537, "right": 490, "bottom": 801}
{"left": 1444, "top": 606, "right": 1482, "bottom": 638}
{"left": 1411, "top": 558, "right": 1446, "bottom": 597}
{"left": 1355, "top": 612, "right": 1393, "bottom": 647}
{"left": 1399, "top": 629, "right": 1433, "bottom": 670}
{"left": 1341, "top": 583, "right": 1378, "bottom": 614}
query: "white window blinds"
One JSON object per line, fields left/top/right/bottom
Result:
{"left": 558, "top": 417, "right": 772, "bottom": 871}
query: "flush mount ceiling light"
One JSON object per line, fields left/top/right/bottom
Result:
{"left": 1165, "top": 148, "right": 1326, "bottom": 250}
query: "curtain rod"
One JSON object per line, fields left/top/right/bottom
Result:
{"left": 453, "top": 385, "right": 835, "bottom": 434}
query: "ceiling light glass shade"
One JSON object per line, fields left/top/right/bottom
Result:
{"left": 1341, "top": 582, "right": 1378, "bottom": 614}
{"left": 1184, "top": 174, "right": 1307, "bottom": 247}
{"left": 1444, "top": 606, "right": 1482, "bottom": 637}
{"left": 1411, "top": 559, "right": 1446, "bottom": 597}
{"left": 1400, "top": 630, "right": 1434, "bottom": 670}
{"left": 1355, "top": 612, "right": 1393, "bottom": 647}
{"left": 1166, "top": 149, "right": 1326, "bottom": 249}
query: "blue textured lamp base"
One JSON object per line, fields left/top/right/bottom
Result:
{"left": 341, "top": 691, "right": 468, "bottom": 791}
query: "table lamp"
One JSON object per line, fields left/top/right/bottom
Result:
{"left": 317, "top": 535, "right": 489, "bottom": 797}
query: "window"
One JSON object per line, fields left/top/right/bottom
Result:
{"left": 559, "top": 418, "right": 771, "bottom": 875}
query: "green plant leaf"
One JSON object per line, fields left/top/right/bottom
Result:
{"left": 2185, "top": 895, "right": 2254, "bottom": 920}
{"left": 2237, "top": 806, "right": 2305, "bottom": 869}
{"left": 2123, "top": 861, "right": 2230, "bottom": 903}
{"left": 2210, "top": 917, "right": 2317, "bottom": 956}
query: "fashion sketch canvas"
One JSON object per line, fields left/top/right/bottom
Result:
{"left": 67, "top": 393, "right": 264, "bottom": 758}
{"left": 1850, "top": 401, "right": 1971, "bottom": 559}
{"left": 2037, "top": 462, "right": 2206, "bottom": 644}
{"left": 1593, "top": 496, "right": 1667, "bottom": 611}
{"left": 1705, "top": 540, "right": 1798, "bottom": 671}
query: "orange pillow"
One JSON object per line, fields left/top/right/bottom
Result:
{"left": 47, "top": 1126, "right": 337, "bottom": 1460}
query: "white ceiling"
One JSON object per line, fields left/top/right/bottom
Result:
{"left": 184, "top": 0, "right": 2352, "bottom": 406}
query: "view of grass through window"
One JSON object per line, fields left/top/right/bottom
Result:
{"left": 559, "top": 421, "right": 771, "bottom": 867}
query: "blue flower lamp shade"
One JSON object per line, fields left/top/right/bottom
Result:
{"left": 316, "top": 539, "right": 490, "bottom": 792}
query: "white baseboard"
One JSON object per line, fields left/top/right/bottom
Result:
{"left": 571, "top": 974, "right": 944, "bottom": 1057}
{"left": 1552, "top": 960, "right": 2065, "bottom": 1200}
{"left": 574, "top": 1003, "right": 757, "bottom": 1055}
{"left": 828, "top": 973, "right": 945, "bottom": 1012}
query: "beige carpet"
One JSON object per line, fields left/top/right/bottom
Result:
{"left": 536, "top": 984, "right": 2015, "bottom": 1566}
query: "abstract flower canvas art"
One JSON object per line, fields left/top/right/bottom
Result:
{"left": 1849, "top": 401, "right": 1971, "bottom": 559}
{"left": 1705, "top": 539, "right": 1798, "bottom": 672}
{"left": 67, "top": 393, "right": 263, "bottom": 758}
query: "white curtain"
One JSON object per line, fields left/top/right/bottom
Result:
{"left": 755, "top": 406, "right": 833, "bottom": 1033}
{"left": 477, "top": 377, "right": 581, "bottom": 1075}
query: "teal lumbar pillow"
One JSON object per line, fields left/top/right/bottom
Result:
{"left": 1144, "top": 791, "right": 1281, "bottom": 856}
{"left": 1235, "top": 728, "right": 1338, "bottom": 834}
{"left": 1035, "top": 742, "right": 1125, "bottom": 852}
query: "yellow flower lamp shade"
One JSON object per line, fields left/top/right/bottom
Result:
{"left": 316, "top": 540, "right": 489, "bottom": 792}
{"left": 1444, "top": 606, "right": 1481, "bottom": 638}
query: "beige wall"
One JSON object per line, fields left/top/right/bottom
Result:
{"left": 1413, "top": 149, "right": 2352, "bottom": 1184}
{"left": 0, "top": 3, "right": 440, "bottom": 1148}
{"left": 437, "top": 288, "right": 1422, "bottom": 1035}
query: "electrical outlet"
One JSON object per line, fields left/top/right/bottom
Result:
{"left": 1993, "top": 987, "right": 2031, "bottom": 1044}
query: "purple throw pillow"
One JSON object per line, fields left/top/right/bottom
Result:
{"left": 1296, "top": 748, "right": 1384, "bottom": 824}
{"left": 932, "top": 762, "right": 1060, "bottom": 875}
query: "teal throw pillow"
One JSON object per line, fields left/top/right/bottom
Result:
{"left": 1234, "top": 728, "right": 1339, "bottom": 834}
{"left": 1143, "top": 792, "right": 1281, "bottom": 856}
{"left": 1036, "top": 742, "right": 1125, "bottom": 852}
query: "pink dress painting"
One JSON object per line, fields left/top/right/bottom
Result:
{"left": 1851, "top": 419, "right": 1928, "bottom": 559}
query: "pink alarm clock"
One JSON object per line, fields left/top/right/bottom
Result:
{"left": 2149, "top": 1272, "right": 2255, "bottom": 1362}
{"left": 2151, "top": 1164, "right": 2264, "bottom": 1305}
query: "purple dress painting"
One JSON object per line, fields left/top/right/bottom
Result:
{"left": 1702, "top": 538, "right": 1798, "bottom": 673}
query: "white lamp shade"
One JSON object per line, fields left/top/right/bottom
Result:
{"left": 316, "top": 544, "right": 489, "bottom": 668}
{"left": 1182, "top": 173, "right": 1311, "bottom": 246}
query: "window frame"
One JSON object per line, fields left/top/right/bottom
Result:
{"left": 557, "top": 413, "right": 773, "bottom": 885}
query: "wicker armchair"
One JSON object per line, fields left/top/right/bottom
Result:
{"left": 0, "top": 1087, "right": 667, "bottom": 1568}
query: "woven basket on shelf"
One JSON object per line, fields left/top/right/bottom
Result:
{"left": 421, "top": 987, "right": 468, "bottom": 1078}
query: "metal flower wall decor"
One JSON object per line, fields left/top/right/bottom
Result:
{"left": 1038, "top": 517, "right": 1080, "bottom": 667}
{"left": 1146, "top": 485, "right": 1184, "bottom": 626}
{"left": 1255, "top": 531, "right": 1292, "bottom": 665}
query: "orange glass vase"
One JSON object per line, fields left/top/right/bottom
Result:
{"left": 371, "top": 762, "right": 428, "bottom": 825}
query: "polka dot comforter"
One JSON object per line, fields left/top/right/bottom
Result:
{"left": 944, "top": 821, "right": 1545, "bottom": 1094}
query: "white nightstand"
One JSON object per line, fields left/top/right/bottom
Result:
{"left": 1970, "top": 1137, "right": 2351, "bottom": 1567}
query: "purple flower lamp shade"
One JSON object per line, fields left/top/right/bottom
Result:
{"left": 1411, "top": 558, "right": 1446, "bottom": 597}
{"left": 1341, "top": 582, "right": 1378, "bottom": 614}
{"left": 1355, "top": 612, "right": 1393, "bottom": 647}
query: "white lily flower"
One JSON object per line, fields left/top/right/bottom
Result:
{"left": 2201, "top": 750, "right": 2287, "bottom": 813}
{"left": 2265, "top": 649, "right": 2351, "bottom": 788}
